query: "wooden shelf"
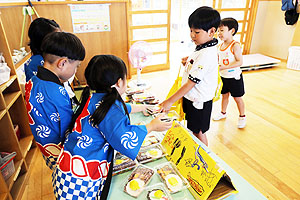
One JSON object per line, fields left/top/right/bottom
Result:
{"left": 25, "top": 146, "right": 38, "bottom": 167}
{"left": 0, "top": 193, "right": 7, "bottom": 200}
{"left": 0, "top": 109, "right": 5, "bottom": 121}
{"left": 0, "top": 11, "right": 36, "bottom": 200}
{"left": 15, "top": 53, "right": 31, "bottom": 72}
{"left": 10, "top": 171, "right": 26, "bottom": 200}
{"left": 19, "top": 136, "right": 33, "bottom": 158}
{"left": 0, "top": 76, "right": 16, "bottom": 93}
{"left": 5, "top": 160, "right": 22, "bottom": 191}
{"left": 3, "top": 91, "right": 21, "bottom": 110}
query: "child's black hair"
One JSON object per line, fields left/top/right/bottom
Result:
{"left": 41, "top": 32, "right": 85, "bottom": 62}
{"left": 69, "top": 55, "right": 129, "bottom": 131}
{"left": 28, "top": 17, "right": 60, "bottom": 55}
{"left": 219, "top": 17, "right": 239, "bottom": 36}
{"left": 188, "top": 6, "right": 220, "bottom": 32}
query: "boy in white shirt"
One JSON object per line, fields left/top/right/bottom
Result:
{"left": 161, "top": 6, "right": 220, "bottom": 146}
{"left": 213, "top": 17, "right": 246, "bottom": 128}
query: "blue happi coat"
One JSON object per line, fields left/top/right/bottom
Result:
{"left": 52, "top": 93, "right": 147, "bottom": 200}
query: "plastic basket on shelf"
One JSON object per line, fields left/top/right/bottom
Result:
{"left": 287, "top": 46, "right": 300, "bottom": 70}
{"left": 0, "top": 152, "right": 17, "bottom": 181}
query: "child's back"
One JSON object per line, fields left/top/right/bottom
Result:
{"left": 25, "top": 32, "right": 85, "bottom": 170}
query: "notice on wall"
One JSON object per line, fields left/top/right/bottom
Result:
{"left": 69, "top": 4, "right": 111, "bottom": 33}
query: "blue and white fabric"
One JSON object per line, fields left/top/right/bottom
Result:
{"left": 52, "top": 93, "right": 148, "bottom": 199}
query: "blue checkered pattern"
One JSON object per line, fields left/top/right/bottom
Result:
{"left": 42, "top": 154, "right": 57, "bottom": 170}
{"left": 52, "top": 168, "right": 104, "bottom": 200}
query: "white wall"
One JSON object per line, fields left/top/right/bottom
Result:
{"left": 250, "top": 1, "right": 296, "bottom": 60}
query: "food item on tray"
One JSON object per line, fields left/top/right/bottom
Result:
{"left": 146, "top": 105, "right": 161, "bottom": 115}
{"left": 157, "top": 164, "right": 184, "bottom": 193}
{"left": 126, "top": 178, "right": 145, "bottom": 197}
{"left": 165, "top": 174, "right": 183, "bottom": 193}
{"left": 124, "top": 166, "right": 154, "bottom": 197}
{"left": 141, "top": 134, "right": 160, "bottom": 147}
{"left": 132, "top": 93, "right": 156, "bottom": 103}
{"left": 113, "top": 153, "right": 136, "bottom": 175}
{"left": 137, "top": 145, "right": 164, "bottom": 163}
{"left": 147, "top": 189, "right": 170, "bottom": 200}
{"left": 126, "top": 88, "right": 144, "bottom": 95}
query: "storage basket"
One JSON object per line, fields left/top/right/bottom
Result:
{"left": 0, "top": 152, "right": 16, "bottom": 181}
{"left": 287, "top": 46, "right": 300, "bottom": 70}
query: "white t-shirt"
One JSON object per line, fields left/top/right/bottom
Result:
{"left": 182, "top": 45, "right": 218, "bottom": 109}
{"left": 218, "top": 40, "right": 242, "bottom": 79}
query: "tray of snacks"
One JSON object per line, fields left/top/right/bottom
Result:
{"left": 141, "top": 133, "right": 161, "bottom": 148}
{"left": 124, "top": 164, "right": 155, "bottom": 197}
{"left": 155, "top": 162, "right": 189, "bottom": 194}
{"left": 113, "top": 152, "right": 138, "bottom": 176}
{"left": 146, "top": 105, "right": 162, "bottom": 115}
{"left": 142, "top": 183, "right": 173, "bottom": 200}
{"left": 126, "top": 87, "right": 144, "bottom": 96}
{"left": 137, "top": 144, "right": 166, "bottom": 164}
{"left": 132, "top": 93, "right": 156, "bottom": 103}
{"left": 154, "top": 110, "right": 180, "bottom": 122}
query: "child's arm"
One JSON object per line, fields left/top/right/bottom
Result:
{"left": 130, "top": 104, "right": 149, "bottom": 116}
{"left": 219, "top": 43, "right": 243, "bottom": 70}
{"left": 160, "top": 79, "right": 196, "bottom": 112}
{"left": 145, "top": 115, "right": 173, "bottom": 133}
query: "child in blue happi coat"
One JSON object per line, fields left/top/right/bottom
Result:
{"left": 52, "top": 55, "right": 172, "bottom": 200}
{"left": 25, "top": 32, "right": 85, "bottom": 170}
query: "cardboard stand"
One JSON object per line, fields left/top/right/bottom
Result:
{"left": 161, "top": 122, "right": 238, "bottom": 200}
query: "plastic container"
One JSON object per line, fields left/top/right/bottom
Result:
{"left": 155, "top": 162, "right": 189, "bottom": 194}
{"left": 0, "top": 152, "right": 17, "bottom": 181}
{"left": 141, "top": 133, "right": 162, "bottom": 148}
{"left": 113, "top": 152, "right": 138, "bottom": 176}
{"left": 123, "top": 164, "right": 155, "bottom": 198}
{"left": 142, "top": 183, "right": 173, "bottom": 200}
{"left": 287, "top": 46, "right": 300, "bottom": 70}
{"left": 136, "top": 144, "right": 166, "bottom": 164}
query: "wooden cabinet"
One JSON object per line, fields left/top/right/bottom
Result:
{"left": 0, "top": 14, "right": 37, "bottom": 200}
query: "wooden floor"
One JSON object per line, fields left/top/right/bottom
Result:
{"left": 21, "top": 63, "right": 300, "bottom": 200}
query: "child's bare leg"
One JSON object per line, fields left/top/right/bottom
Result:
{"left": 193, "top": 131, "right": 208, "bottom": 146}
{"left": 233, "top": 97, "right": 245, "bottom": 116}
{"left": 221, "top": 93, "right": 230, "bottom": 113}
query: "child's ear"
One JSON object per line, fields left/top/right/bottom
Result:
{"left": 208, "top": 27, "right": 216, "bottom": 37}
{"left": 57, "top": 58, "right": 68, "bottom": 70}
{"left": 115, "top": 78, "right": 123, "bottom": 88}
{"left": 231, "top": 28, "right": 235, "bottom": 35}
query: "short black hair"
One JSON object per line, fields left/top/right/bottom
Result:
{"left": 188, "top": 6, "right": 220, "bottom": 32}
{"left": 41, "top": 32, "right": 85, "bottom": 62}
{"left": 28, "top": 17, "right": 60, "bottom": 55}
{"left": 219, "top": 17, "right": 239, "bottom": 36}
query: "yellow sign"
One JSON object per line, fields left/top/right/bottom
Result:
{"left": 161, "top": 122, "right": 237, "bottom": 200}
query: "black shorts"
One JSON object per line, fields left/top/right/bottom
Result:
{"left": 182, "top": 97, "right": 213, "bottom": 134}
{"left": 221, "top": 74, "right": 245, "bottom": 97}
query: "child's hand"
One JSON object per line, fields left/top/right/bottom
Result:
{"left": 159, "top": 100, "right": 173, "bottom": 113}
{"left": 146, "top": 114, "right": 173, "bottom": 132}
{"left": 181, "top": 56, "right": 188, "bottom": 66}
{"left": 142, "top": 107, "right": 150, "bottom": 116}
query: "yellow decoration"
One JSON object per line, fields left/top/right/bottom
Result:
{"left": 161, "top": 122, "right": 237, "bottom": 199}
{"left": 166, "top": 65, "right": 185, "bottom": 121}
